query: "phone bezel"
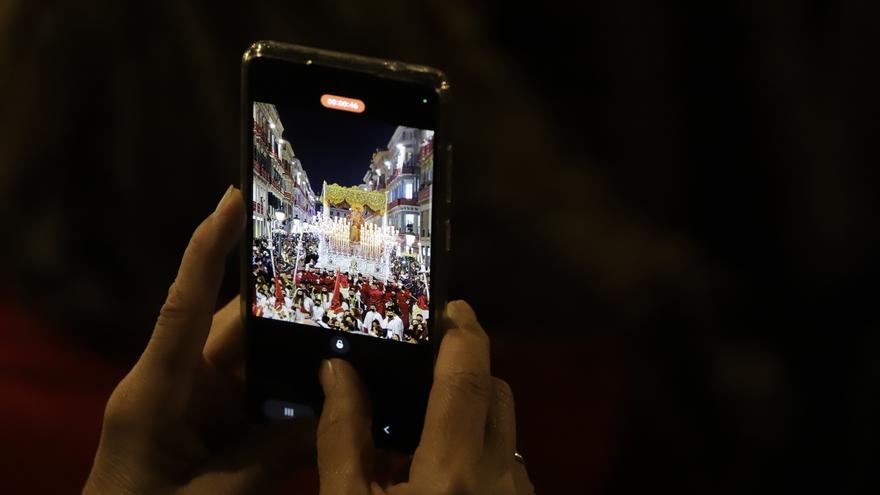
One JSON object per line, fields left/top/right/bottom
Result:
{"left": 240, "top": 41, "right": 452, "bottom": 453}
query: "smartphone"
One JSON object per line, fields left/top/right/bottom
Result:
{"left": 241, "top": 41, "right": 450, "bottom": 453}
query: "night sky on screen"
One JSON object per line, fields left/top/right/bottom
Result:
{"left": 271, "top": 102, "right": 399, "bottom": 195}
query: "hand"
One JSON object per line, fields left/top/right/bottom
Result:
{"left": 317, "top": 300, "right": 535, "bottom": 495}
{"left": 84, "top": 187, "right": 315, "bottom": 494}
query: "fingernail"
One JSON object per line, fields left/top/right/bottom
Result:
{"left": 447, "top": 300, "right": 475, "bottom": 325}
{"left": 215, "top": 185, "right": 235, "bottom": 212}
{"left": 319, "top": 359, "right": 336, "bottom": 392}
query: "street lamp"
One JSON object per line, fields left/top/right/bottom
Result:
{"left": 274, "top": 211, "right": 287, "bottom": 251}
{"left": 290, "top": 215, "right": 305, "bottom": 290}
{"left": 405, "top": 233, "right": 416, "bottom": 254}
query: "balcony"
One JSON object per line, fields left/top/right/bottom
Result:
{"left": 418, "top": 186, "right": 431, "bottom": 203}
{"left": 269, "top": 179, "right": 285, "bottom": 194}
{"left": 389, "top": 165, "right": 417, "bottom": 179}
{"left": 252, "top": 201, "right": 264, "bottom": 215}
{"left": 419, "top": 142, "right": 433, "bottom": 159}
{"left": 253, "top": 162, "right": 273, "bottom": 183}
{"left": 253, "top": 123, "right": 268, "bottom": 146}
{"left": 386, "top": 198, "right": 418, "bottom": 210}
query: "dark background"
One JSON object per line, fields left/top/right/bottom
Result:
{"left": 1, "top": 1, "right": 878, "bottom": 494}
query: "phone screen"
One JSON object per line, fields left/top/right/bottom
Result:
{"left": 250, "top": 102, "right": 434, "bottom": 343}
{"left": 244, "top": 52, "right": 445, "bottom": 453}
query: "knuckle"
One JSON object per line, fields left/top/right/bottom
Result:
{"left": 452, "top": 319, "right": 490, "bottom": 343}
{"left": 157, "top": 283, "right": 192, "bottom": 324}
{"left": 185, "top": 217, "right": 221, "bottom": 264}
{"left": 102, "top": 395, "right": 126, "bottom": 428}
{"left": 445, "top": 312, "right": 490, "bottom": 345}
{"left": 186, "top": 220, "right": 212, "bottom": 255}
{"left": 102, "top": 370, "right": 174, "bottom": 437}
{"left": 492, "top": 377, "right": 515, "bottom": 409}
{"left": 439, "top": 369, "right": 492, "bottom": 402}
{"left": 101, "top": 379, "right": 139, "bottom": 432}
{"left": 434, "top": 470, "right": 483, "bottom": 495}
{"left": 315, "top": 414, "right": 340, "bottom": 445}
{"left": 316, "top": 403, "right": 348, "bottom": 447}
{"left": 470, "top": 325, "right": 490, "bottom": 347}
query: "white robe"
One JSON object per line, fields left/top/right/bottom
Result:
{"left": 312, "top": 304, "right": 325, "bottom": 323}
{"left": 363, "top": 311, "right": 384, "bottom": 330}
{"left": 385, "top": 316, "right": 405, "bottom": 340}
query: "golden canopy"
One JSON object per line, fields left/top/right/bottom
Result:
{"left": 322, "top": 182, "right": 387, "bottom": 214}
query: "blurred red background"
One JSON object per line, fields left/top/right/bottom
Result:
{"left": 1, "top": 1, "right": 879, "bottom": 493}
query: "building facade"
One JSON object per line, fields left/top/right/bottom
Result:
{"left": 416, "top": 132, "right": 434, "bottom": 266}
{"left": 357, "top": 127, "right": 435, "bottom": 261}
{"left": 281, "top": 140, "right": 317, "bottom": 224}
{"left": 385, "top": 126, "right": 425, "bottom": 255}
{"left": 253, "top": 102, "right": 318, "bottom": 238}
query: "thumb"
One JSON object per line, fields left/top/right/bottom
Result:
{"left": 317, "top": 359, "right": 374, "bottom": 495}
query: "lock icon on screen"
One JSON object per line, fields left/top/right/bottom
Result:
{"left": 330, "top": 335, "right": 349, "bottom": 354}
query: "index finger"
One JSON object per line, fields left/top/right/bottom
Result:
{"left": 139, "top": 187, "right": 245, "bottom": 389}
{"left": 415, "top": 300, "right": 492, "bottom": 468}
{"left": 204, "top": 295, "right": 244, "bottom": 373}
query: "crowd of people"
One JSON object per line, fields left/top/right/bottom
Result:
{"left": 252, "top": 236, "right": 431, "bottom": 344}
{"left": 276, "top": 231, "right": 319, "bottom": 267}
